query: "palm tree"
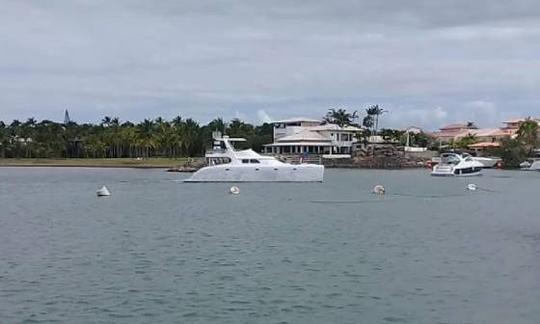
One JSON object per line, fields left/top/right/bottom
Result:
{"left": 365, "top": 105, "right": 387, "bottom": 135}
{"left": 172, "top": 116, "right": 183, "bottom": 127}
{"left": 101, "top": 116, "right": 113, "bottom": 127}
{"left": 155, "top": 118, "right": 177, "bottom": 157}
{"left": 362, "top": 115, "right": 374, "bottom": 133}
{"left": 21, "top": 118, "right": 37, "bottom": 158}
{"left": 136, "top": 119, "right": 157, "bottom": 158}
{"left": 119, "top": 124, "right": 137, "bottom": 158}
{"left": 324, "top": 108, "right": 358, "bottom": 127}
{"left": 208, "top": 117, "right": 226, "bottom": 134}
{"left": 180, "top": 119, "right": 201, "bottom": 157}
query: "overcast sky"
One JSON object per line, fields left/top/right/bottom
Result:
{"left": 1, "top": 0, "right": 539, "bottom": 130}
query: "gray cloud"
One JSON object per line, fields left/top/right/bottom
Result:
{"left": 1, "top": 0, "right": 539, "bottom": 129}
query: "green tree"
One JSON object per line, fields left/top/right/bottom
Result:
{"left": 120, "top": 123, "right": 137, "bottom": 158}
{"left": 380, "top": 128, "right": 404, "bottom": 142}
{"left": 20, "top": 118, "right": 37, "bottom": 158}
{"left": 324, "top": 108, "right": 358, "bottom": 127}
{"left": 497, "top": 137, "right": 527, "bottom": 168}
{"left": 516, "top": 118, "right": 539, "bottom": 155}
{"left": 252, "top": 123, "right": 273, "bottom": 152}
{"left": 365, "top": 105, "right": 387, "bottom": 135}
{"left": 136, "top": 119, "right": 157, "bottom": 158}
{"left": 180, "top": 118, "right": 202, "bottom": 157}
{"left": 409, "top": 132, "right": 433, "bottom": 148}
{"left": 0, "top": 121, "right": 7, "bottom": 158}
{"left": 207, "top": 117, "right": 226, "bottom": 133}
{"left": 226, "top": 118, "right": 255, "bottom": 149}
{"left": 454, "top": 134, "right": 477, "bottom": 149}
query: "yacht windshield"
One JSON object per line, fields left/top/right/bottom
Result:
{"left": 441, "top": 154, "right": 460, "bottom": 165}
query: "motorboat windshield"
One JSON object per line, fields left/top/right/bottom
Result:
{"left": 440, "top": 153, "right": 462, "bottom": 165}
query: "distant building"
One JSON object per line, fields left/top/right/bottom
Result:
{"left": 432, "top": 123, "right": 478, "bottom": 143}
{"left": 263, "top": 117, "right": 363, "bottom": 156}
{"left": 64, "top": 109, "right": 71, "bottom": 124}
{"left": 501, "top": 118, "right": 540, "bottom": 135}
{"left": 433, "top": 117, "right": 540, "bottom": 152}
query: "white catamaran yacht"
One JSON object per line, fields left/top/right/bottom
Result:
{"left": 184, "top": 135, "right": 324, "bottom": 182}
{"left": 431, "top": 152, "right": 484, "bottom": 177}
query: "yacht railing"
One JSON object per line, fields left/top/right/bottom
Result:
{"left": 264, "top": 154, "right": 323, "bottom": 165}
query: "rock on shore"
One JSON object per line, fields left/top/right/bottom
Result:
{"left": 323, "top": 145, "right": 435, "bottom": 169}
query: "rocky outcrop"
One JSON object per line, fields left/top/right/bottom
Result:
{"left": 323, "top": 145, "right": 434, "bottom": 169}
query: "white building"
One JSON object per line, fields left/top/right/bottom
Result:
{"left": 263, "top": 117, "right": 362, "bottom": 156}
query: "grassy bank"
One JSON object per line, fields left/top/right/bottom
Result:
{"left": 0, "top": 158, "right": 202, "bottom": 169}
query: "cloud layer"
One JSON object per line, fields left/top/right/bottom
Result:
{"left": 1, "top": 0, "right": 539, "bottom": 129}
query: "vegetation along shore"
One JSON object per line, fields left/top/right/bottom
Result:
{"left": 0, "top": 158, "right": 201, "bottom": 169}
{"left": 0, "top": 107, "right": 538, "bottom": 169}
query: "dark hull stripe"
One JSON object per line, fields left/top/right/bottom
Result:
{"left": 454, "top": 167, "right": 481, "bottom": 175}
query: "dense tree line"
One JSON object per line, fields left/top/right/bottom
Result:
{"left": 0, "top": 107, "right": 375, "bottom": 159}
{"left": 0, "top": 116, "right": 273, "bottom": 159}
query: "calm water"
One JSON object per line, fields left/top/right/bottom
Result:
{"left": 1, "top": 167, "right": 540, "bottom": 323}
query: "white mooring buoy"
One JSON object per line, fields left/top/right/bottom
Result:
{"left": 467, "top": 184, "right": 477, "bottom": 191}
{"left": 229, "top": 186, "right": 240, "bottom": 195}
{"left": 97, "top": 185, "right": 111, "bottom": 197}
{"left": 372, "top": 184, "right": 385, "bottom": 195}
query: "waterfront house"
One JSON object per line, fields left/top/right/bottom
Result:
{"left": 263, "top": 117, "right": 362, "bottom": 157}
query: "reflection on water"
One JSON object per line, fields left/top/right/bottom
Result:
{"left": 1, "top": 167, "right": 540, "bottom": 323}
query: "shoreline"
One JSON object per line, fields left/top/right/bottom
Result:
{"left": 0, "top": 158, "right": 200, "bottom": 169}
{"left": 0, "top": 164, "right": 169, "bottom": 169}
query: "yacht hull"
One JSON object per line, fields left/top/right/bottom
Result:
{"left": 431, "top": 170, "right": 482, "bottom": 177}
{"left": 184, "top": 164, "right": 324, "bottom": 182}
{"left": 431, "top": 165, "right": 482, "bottom": 177}
{"left": 473, "top": 157, "right": 501, "bottom": 168}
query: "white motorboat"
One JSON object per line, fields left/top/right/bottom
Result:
{"left": 184, "top": 135, "right": 324, "bottom": 182}
{"left": 472, "top": 156, "right": 501, "bottom": 168}
{"left": 520, "top": 159, "right": 540, "bottom": 171}
{"left": 431, "top": 152, "right": 483, "bottom": 177}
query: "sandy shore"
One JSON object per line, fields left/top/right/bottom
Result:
{"left": 0, "top": 158, "right": 201, "bottom": 169}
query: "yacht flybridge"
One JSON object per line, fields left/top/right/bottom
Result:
{"left": 431, "top": 152, "right": 483, "bottom": 177}
{"left": 184, "top": 135, "right": 324, "bottom": 182}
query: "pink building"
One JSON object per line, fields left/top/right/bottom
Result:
{"left": 433, "top": 117, "right": 539, "bottom": 151}
{"left": 432, "top": 123, "right": 478, "bottom": 143}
